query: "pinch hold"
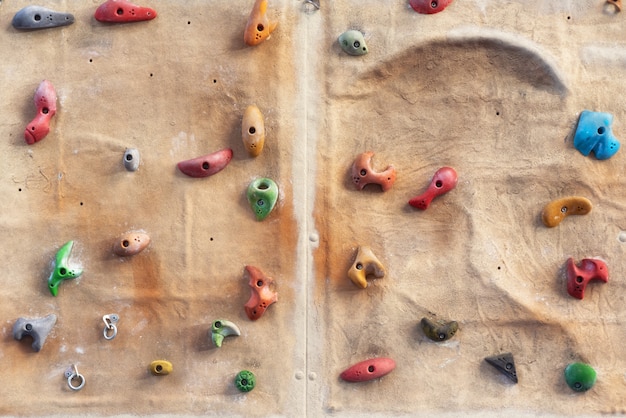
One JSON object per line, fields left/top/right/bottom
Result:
{"left": 113, "top": 231, "right": 150, "bottom": 256}
{"left": 48, "top": 241, "right": 83, "bottom": 296}
{"left": 242, "top": 105, "right": 266, "bottom": 157}
{"left": 351, "top": 152, "right": 396, "bottom": 191}
{"left": 409, "top": 0, "right": 454, "bottom": 14}
{"left": 420, "top": 317, "right": 458, "bottom": 342}
{"left": 347, "top": 246, "right": 385, "bottom": 289}
{"left": 338, "top": 30, "right": 368, "bottom": 56}
{"left": 123, "top": 148, "right": 140, "bottom": 171}
{"left": 95, "top": 0, "right": 157, "bottom": 23}
{"left": 12, "top": 6, "right": 74, "bottom": 30}
{"left": 340, "top": 357, "right": 396, "bottom": 382}
{"left": 574, "top": 110, "right": 620, "bottom": 160}
{"left": 247, "top": 178, "right": 279, "bottom": 221}
{"left": 177, "top": 148, "right": 233, "bottom": 178}
{"left": 541, "top": 196, "right": 592, "bottom": 228}
{"left": 25, "top": 80, "right": 57, "bottom": 145}
{"left": 211, "top": 319, "right": 241, "bottom": 348}
{"left": 244, "top": 265, "right": 278, "bottom": 320}
{"left": 408, "top": 166, "right": 457, "bottom": 210}
{"left": 244, "top": 0, "right": 277, "bottom": 46}
{"left": 13, "top": 314, "right": 57, "bottom": 352}
{"left": 566, "top": 258, "right": 608, "bottom": 300}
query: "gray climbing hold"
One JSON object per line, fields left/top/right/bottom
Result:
{"left": 12, "top": 6, "right": 75, "bottom": 30}
{"left": 485, "top": 352, "right": 518, "bottom": 383}
{"left": 338, "top": 30, "right": 368, "bottom": 56}
{"left": 13, "top": 314, "right": 57, "bottom": 352}
{"left": 123, "top": 148, "right": 140, "bottom": 171}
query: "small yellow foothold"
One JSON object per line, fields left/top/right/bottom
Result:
{"left": 242, "top": 105, "right": 265, "bottom": 157}
{"left": 149, "top": 360, "right": 173, "bottom": 376}
{"left": 347, "top": 246, "right": 386, "bottom": 289}
{"left": 541, "top": 196, "right": 592, "bottom": 228}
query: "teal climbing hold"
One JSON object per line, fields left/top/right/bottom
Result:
{"left": 574, "top": 110, "right": 620, "bottom": 160}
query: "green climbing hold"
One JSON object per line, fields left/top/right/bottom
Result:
{"left": 564, "top": 362, "right": 596, "bottom": 392}
{"left": 48, "top": 241, "right": 83, "bottom": 296}
{"left": 235, "top": 370, "right": 256, "bottom": 392}
{"left": 247, "top": 178, "right": 278, "bottom": 221}
{"left": 338, "top": 30, "right": 368, "bottom": 56}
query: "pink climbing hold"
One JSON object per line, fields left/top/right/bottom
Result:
{"left": 177, "top": 148, "right": 233, "bottom": 178}
{"left": 340, "top": 357, "right": 396, "bottom": 382}
{"left": 24, "top": 80, "right": 57, "bottom": 145}
{"left": 409, "top": 167, "right": 457, "bottom": 210}
{"left": 95, "top": 0, "right": 157, "bottom": 23}
{"left": 566, "top": 258, "right": 609, "bottom": 300}
{"left": 409, "top": 0, "right": 453, "bottom": 14}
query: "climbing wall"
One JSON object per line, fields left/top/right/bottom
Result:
{"left": 1, "top": 0, "right": 625, "bottom": 416}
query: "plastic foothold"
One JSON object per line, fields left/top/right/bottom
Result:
{"left": 340, "top": 357, "right": 396, "bottom": 382}
{"left": 409, "top": 0, "right": 454, "bottom": 14}
{"left": 244, "top": 0, "right": 277, "bottom": 46}
{"left": 48, "top": 241, "right": 83, "bottom": 297}
{"left": 244, "top": 265, "right": 278, "bottom": 321}
{"left": 420, "top": 317, "right": 458, "bottom": 342}
{"left": 409, "top": 167, "right": 458, "bottom": 210}
{"left": 574, "top": 110, "right": 620, "bottom": 160}
{"left": 235, "top": 370, "right": 256, "bottom": 392}
{"left": 351, "top": 152, "right": 396, "bottom": 191}
{"left": 242, "top": 105, "right": 265, "bottom": 157}
{"left": 95, "top": 0, "right": 157, "bottom": 23}
{"left": 564, "top": 362, "right": 596, "bottom": 392}
{"left": 149, "top": 360, "right": 172, "bottom": 376}
{"left": 13, "top": 314, "right": 57, "bottom": 352}
{"left": 347, "top": 246, "right": 385, "bottom": 289}
{"left": 113, "top": 231, "right": 150, "bottom": 256}
{"left": 12, "top": 6, "right": 74, "bottom": 30}
{"left": 123, "top": 148, "right": 140, "bottom": 171}
{"left": 338, "top": 30, "right": 368, "bottom": 56}
{"left": 566, "top": 258, "right": 608, "bottom": 300}
{"left": 211, "top": 319, "right": 241, "bottom": 348}
{"left": 607, "top": 0, "right": 622, "bottom": 11}
{"left": 177, "top": 148, "right": 233, "bottom": 178}
{"left": 24, "top": 80, "right": 57, "bottom": 145}
{"left": 247, "top": 178, "right": 279, "bottom": 221}
{"left": 485, "top": 353, "right": 518, "bottom": 383}
{"left": 541, "top": 196, "right": 592, "bottom": 228}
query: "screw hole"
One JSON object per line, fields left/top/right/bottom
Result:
{"left": 561, "top": 206, "right": 567, "bottom": 213}
{"left": 25, "top": 323, "right": 33, "bottom": 331}
{"left": 59, "top": 267, "right": 67, "bottom": 275}
{"left": 42, "top": 108, "right": 49, "bottom": 115}
{"left": 597, "top": 126, "right": 606, "bottom": 135}
{"left": 34, "top": 14, "right": 41, "bottom": 21}
{"left": 360, "top": 169, "right": 367, "bottom": 176}
{"left": 156, "top": 365, "right": 163, "bottom": 372}
{"left": 202, "top": 162, "right": 210, "bottom": 170}
{"left": 126, "top": 154, "right": 133, "bottom": 161}
{"left": 435, "top": 180, "right": 443, "bottom": 188}
{"left": 576, "top": 276, "right": 583, "bottom": 283}
{"left": 356, "top": 262, "right": 363, "bottom": 270}
{"left": 505, "top": 363, "right": 513, "bottom": 370}
{"left": 122, "top": 240, "right": 130, "bottom": 248}
{"left": 367, "top": 365, "right": 375, "bottom": 372}
{"left": 431, "top": 1, "right": 438, "bottom": 7}
{"left": 214, "top": 321, "right": 222, "bottom": 328}
{"left": 257, "top": 23, "right": 264, "bottom": 32}
{"left": 353, "top": 40, "right": 360, "bottom": 48}
{"left": 116, "top": 8, "right": 124, "bottom": 15}
{"left": 249, "top": 126, "right": 256, "bottom": 134}
{"left": 256, "top": 280, "right": 263, "bottom": 287}
{"left": 257, "top": 182, "right": 269, "bottom": 190}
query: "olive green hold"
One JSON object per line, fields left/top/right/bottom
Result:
{"left": 338, "top": 30, "right": 368, "bottom": 56}
{"left": 235, "top": 370, "right": 256, "bottom": 392}
{"left": 247, "top": 178, "right": 279, "bottom": 221}
{"left": 420, "top": 317, "right": 458, "bottom": 342}
{"left": 564, "top": 362, "right": 596, "bottom": 392}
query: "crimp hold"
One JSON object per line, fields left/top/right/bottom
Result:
{"left": 25, "top": 80, "right": 57, "bottom": 145}
{"left": 340, "top": 357, "right": 396, "bottom": 382}
{"left": 541, "top": 196, "right": 592, "bottom": 228}
{"left": 574, "top": 110, "right": 620, "bottom": 160}
{"left": 211, "top": 319, "right": 241, "bottom": 348}
{"left": 244, "top": 266, "right": 278, "bottom": 320}
{"left": 420, "top": 317, "right": 458, "bottom": 342}
{"left": 485, "top": 352, "right": 518, "bottom": 383}
{"left": 351, "top": 152, "right": 396, "bottom": 192}
{"left": 244, "top": 0, "right": 277, "bottom": 46}
{"left": 95, "top": 0, "right": 157, "bottom": 23}
{"left": 177, "top": 148, "right": 233, "bottom": 178}
{"left": 48, "top": 241, "right": 83, "bottom": 296}
{"left": 566, "top": 258, "right": 608, "bottom": 300}
{"left": 13, "top": 314, "right": 57, "bottom": 352}
{"left": 409, "top": 167, "right": 457, "bottom": 210}
{"left": 12, "top": 6, "right": 74, "bottom": 30}
{"left": 347, "top": 246, "right": 385, "bottom": 289}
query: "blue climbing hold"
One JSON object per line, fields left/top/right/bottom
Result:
{"left": 574, "top": 110, "right": 620, "bottom": 160}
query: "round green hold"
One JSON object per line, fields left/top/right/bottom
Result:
{"left": 247, "top": 178, "right": 278, "bottom": 221}
{"left": 564, "top": 362, "right": 596, "bottom": 392}
{"left": 338, "top": 30, "right": 368, "bottom": 56}
{"left": 235, "top": 370, "right": 256, "bottom": 392}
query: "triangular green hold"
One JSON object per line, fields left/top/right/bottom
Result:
{"left": 485, "top": 352, "right": 518, "bottom": 383}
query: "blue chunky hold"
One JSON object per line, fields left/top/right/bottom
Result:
{"left": 574, "top": 110, "right": 620, "bottom": 160}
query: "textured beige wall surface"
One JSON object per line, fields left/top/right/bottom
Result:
{"left": 1, "top": 0, "right": 625, "bottom": 417}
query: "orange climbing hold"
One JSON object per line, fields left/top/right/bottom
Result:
{"left": 244, "top": 266, "right": 278, "bottom": 320}
{"left": 244, "top": 0, "right": 277, "bottom": 46}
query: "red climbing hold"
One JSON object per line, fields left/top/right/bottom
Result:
{"left": 409, "top": 0, "right": 453, "bottom": 14}
{"left": 177, "top": 148, "right": 233, "bottom": 178}
{"left": 566, "top": 258, "right": 608, "bottom": 300}
{"left": 95, "top": 0, "right": 157, "bottom": 23}
{"left": 340, "top": 357, "right": 396, "bottom": 382}
{"left": 24, "top": 80, "right": 57, "bottom": 145}
{"left": 409, "top": 166, "right": 457, "bottom": 210}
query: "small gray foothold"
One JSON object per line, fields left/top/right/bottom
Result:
{"left": 13, "top": 314, "right": 57, "bottom": 352}
{"left": 123, "top": 148, "right": 140, "bottom": 171}
{"left": 338, "top": 30, "right": 368, "bottom": 56}
{"left": 12, "top": 6, "right": 75, "bottom": 30}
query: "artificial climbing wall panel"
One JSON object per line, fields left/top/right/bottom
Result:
{"left": 0, "top": 0, "right": 625, "bottom": 417}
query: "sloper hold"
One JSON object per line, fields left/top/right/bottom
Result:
{"left": 420, "top": 317, "right": 458, "bottom": 342}
{"left": 113, "top": 231, "right": 150, "bottom": 256}
{"left": 573, "top": 110, "right": 620, "bottom": 160}
{"left": 177, "top": 148, "right": 233, "bottom": 178}
{"left": 244, "top": 0, "right": 277, "bottom": 46}
{"left": 564, "top": 362, "right": 596, "bottom": 392}
{"left": 95, "top": 0, "right": 157, "bottom": 23}
{"left": 25, "top": 80, "right": 57, "bottom": 145}
{"left": 13, "top": 314, "right": 57, "bottom": 352}
{"left": 338, "top": 30, "right": 368, "bottom": 56}
{"left": 409, "top": 0, "right": 454, "bottom": 14}
{"left": 12, "top": 6, "right": 74, "bottom": 30}
{"left": 244, "top": 265, "right": 278, "bottom": 320}
{"left": 541, "top": 196, "right": 592, "bottom": 228}
{"left": 566, "top": 258, "right": 608, "bottom": 299}
{"left": 485, "top": 353, "right": 518, "bottom": 383}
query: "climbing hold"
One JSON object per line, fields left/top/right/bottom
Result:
{"left": 305, "top": 0, "right": 320, "bottom": 9}
{"left": 574, "top": 110, "right": 620, "bottom": 160}
{"left": 12, "top": 6, "right": 74, "bottom": 30}
{"left": 123, "top": 148, "right": 140, "bottom": 171}
{"left": 607, "top": 0, "right": 622, "bottom": 11}
{"left": 13, "top": 314, "right": 57, "bottom": 352}
{"left": 485, "top": 353, "right": 518, "bottom": 383}
{"left": 244, "top": 265, "right": 278, "bottom": 320}
{"left": 242, "top": 105, "right": 265, "bottom": 157}
{"left": 177, "top": 148, "right": 233, "bottom": 178}
{"left": 564, "top": 362, "right": 596, "bottom": 392}
{"left": 566, "top": 258, "right": 608, "bottom": 300}
{"left": 244, "top": 0, "right": 277, "bottom": 46}
{"left": 338, "top": 30, "right": 368, "bottom": 56}
{"left": 347, "top": 246, "right": 385, "bottom": 289}
{"left": 113, "top": 231, "right": 150, "bottom": 256}
{"left": 211, "top": 319, "right": 241, "bottom": 348}
{"left": 420, "top": 317, "right": 458, "bottom": 342}
{"left": 409, "top": 0, "right": 454, "bottom": 14}
{"left": 351, "top": 152, "right": 396, "bottom": 191}
{"left": 541, "top": 196, "right": 592, "bottom": 228}
{"left": 149, "top": 360, "right": 173, "bottom": 376}
{"left": 235, "top": 370, "right": 256, "bottom": 392}
{"left": 340, "top": 357, "right": 396, "bottom": 382}
{"left": 24, "top": 80, "right": 57, "bottom": 145}
{"left": 408, "top": 167, "right": 458, "bottom": 210}
{"left": 48, "top": 241, "right": 83, "bottom": 296}
{"left": 247, "top": 178, "right": 279, "bottom": 221}
{"left": 95, "top": 0, "right": 157, "bottom": 23}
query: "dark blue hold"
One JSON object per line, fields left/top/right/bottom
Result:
{"left": 574, "top": 110, "right": 620, "bottom": 160}
{"left": 12, "top": 6, "right": 75, "bottom": 30}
